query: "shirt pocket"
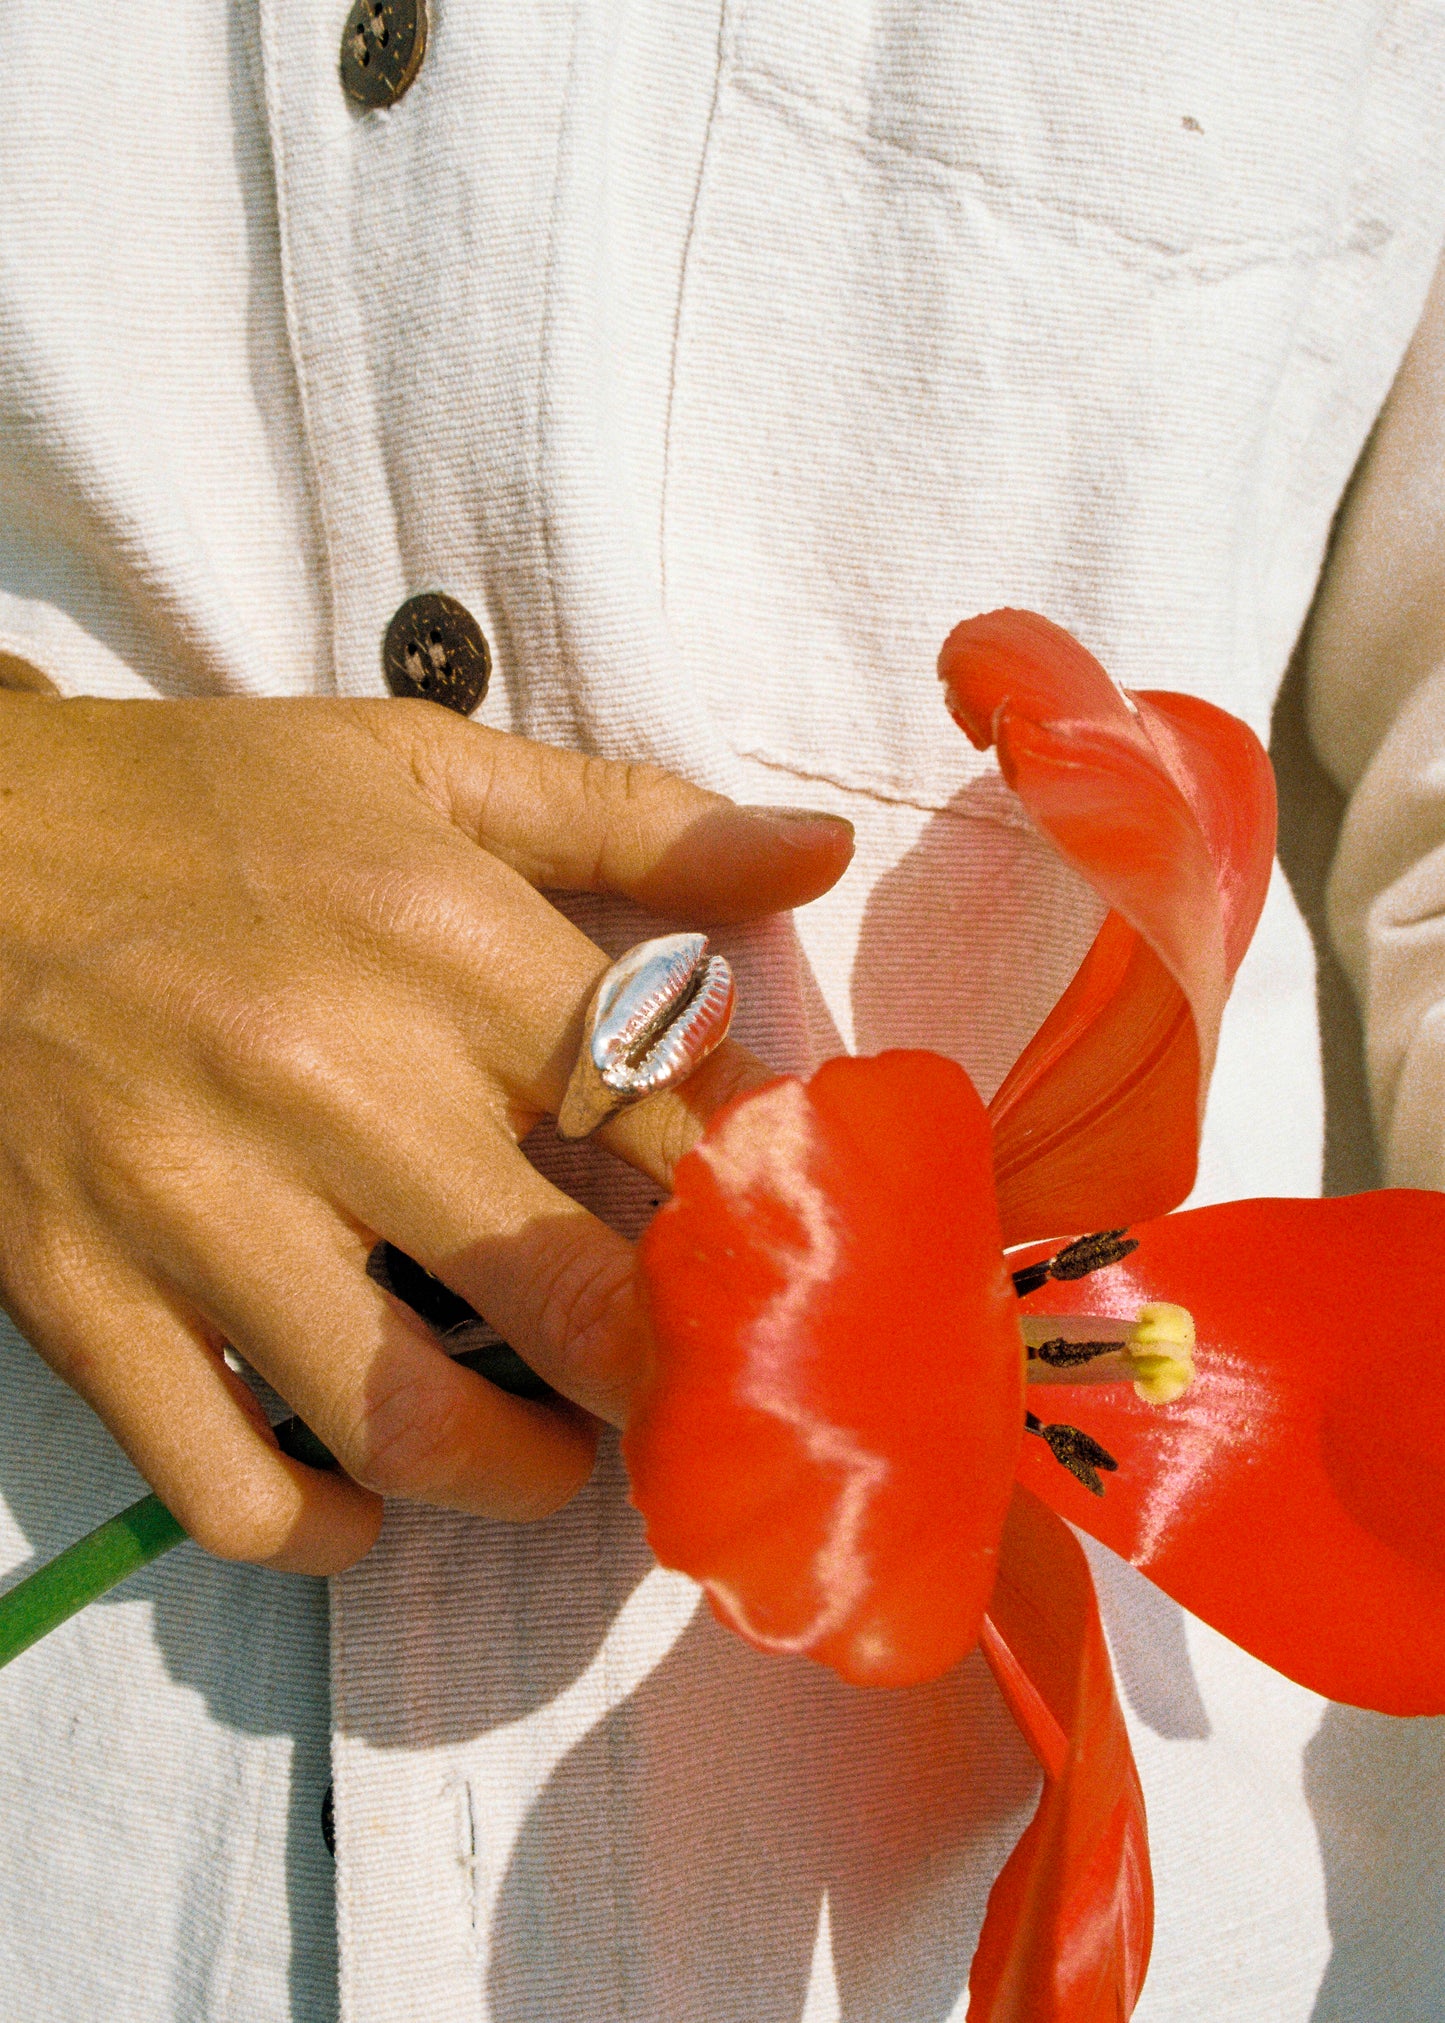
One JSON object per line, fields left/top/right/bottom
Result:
{"left": 660, "top": 0, "right": 1379, "bottom": 806}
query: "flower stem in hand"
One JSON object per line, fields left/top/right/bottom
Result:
{"left": 0, "top": 1495, "right": 185, "bottom": 1670}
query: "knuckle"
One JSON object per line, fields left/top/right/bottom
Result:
{"left": 572, "top": 756, "right": 697, "bottom": 895}
{"left": 345, "top": 1367, "right": 475, "bottom": 1500}
{"left": 72, "top": 1099, "right": 208, "bottom": 1226}
{"left": 180, "top": 1476, "right": 300, "bottom": 1565}
{"left": 618, "top": 759, "right": 675, "bottom": 807}
{"left": 580, "top": 755, "right": 673, "bottom": 818}
{"left": 114, "top": 961, "right": 327, "bottom": 1114}
{"left": 201, "top": 988, "right": 338, "bottom": 1095}
{"left": 323, "top": 858, "right": 453, "bottom": 949}
{"left": 530, "top": 1228, "right": 634, "bottom": 1392}
{"left": 180, "top": 976, "right": 384, "bottom": 1131}
{"left": 520, "top": 751, "right": 700, "bottom": 898}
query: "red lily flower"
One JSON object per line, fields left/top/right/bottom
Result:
{"left": 626, "top": 607, "right": 1281, "bottom": 1679}
{"left": 622, "top": 610, "right": 1445, "bottom": 2020}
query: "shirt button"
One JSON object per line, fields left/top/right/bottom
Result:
{"left": 383, "top": 592, "right": 492, "bottom": 715}
{"left": 339, "top": 0, "right": 427, "bottom": 109}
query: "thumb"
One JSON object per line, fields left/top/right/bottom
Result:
{"left": 381, "top": 710, "right": 855, "bottom": 921}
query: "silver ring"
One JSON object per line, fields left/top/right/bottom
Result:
{"left": 556, "top": 933, "right": 736, "bottom": 1140}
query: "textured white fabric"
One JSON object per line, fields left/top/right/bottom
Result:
{"left": 2, "top": 2, "right": 1445, "bottom": 2019}
{"left": 0, "top": 1321, "right": 337, "bottom": 2021}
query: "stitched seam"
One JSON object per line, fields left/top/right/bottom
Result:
{"left": 730, "top": 62, "right": 1337, "bottom": 280}
{"left": 210, "top": 1579, "right": 286, "bottom": 2020}
{"left": 254, "top": 2, "right": 344, "bottom": 697}
{"left": 1234, "top": 6, "right": 1395, "bottom": 665}
{"left": 1258, "top": 6, "right": 1430, "bottom": 634}
{"left": 659, "top": 2, "right": 733, "bottom": 613}
{"left": 330, "top": 1571, "right": 359, "bottom": 2021}
{"left": 733, "top": 743, "right": 1031, "bottom": 824}
{"left": 535, "top": 9, "right": 591, "bottom": 740}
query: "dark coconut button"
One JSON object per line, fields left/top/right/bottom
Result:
{"left": 383, "top": 593, "right": 491, "bottom": 714}
{"left": 339, "top": 0, "right": 427, "bottom": 109}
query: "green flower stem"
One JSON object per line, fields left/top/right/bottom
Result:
{"left": 0, "top": 1322, "right": 550, "bottom": 1673}
{"left": 0, "top": 1494, "right": 187, "bottom": 1671}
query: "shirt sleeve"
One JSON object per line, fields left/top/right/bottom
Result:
{"left": 1308, "top": 246, "right": 1445, "bottom": 1186}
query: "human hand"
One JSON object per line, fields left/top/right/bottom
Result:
{"left": 0, "top": 694, "right": 852, "bottom": 1573}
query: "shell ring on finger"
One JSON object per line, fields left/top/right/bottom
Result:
{"left": 556, "top": 933, "right": 736, "bottom": 1140}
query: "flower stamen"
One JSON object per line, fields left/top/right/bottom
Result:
{"left": 1025, "top": 1412, "right": 1119, "bottom": 1496}
{"left": 1010, "top": 1228, "right": 1139, "bottom": 1299}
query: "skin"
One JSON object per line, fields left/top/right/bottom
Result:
{"left": 0, "top": 689, "right": 853, "bottom": 1576}
{"left": 4, "top": 246, "right": 1435, "bottom": 1597}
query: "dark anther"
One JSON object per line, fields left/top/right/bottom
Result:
{"left": 1011, "top": 1228, "right": 1138, "bottom": 1297}
{"left": 1029, "top": 1336, "right": 1122, "bottom": 1368}
{"left": 1050, "top": 1229, "right": 1139, "bottom": 1280}
{"left": 1025, "top": 1411, "right": 1118, "bottom": 1497}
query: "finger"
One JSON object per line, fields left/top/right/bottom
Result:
{"left": 278, "top": 852, "right": 775, "bottom": 1191}
{"left": 6, "top": 1234, "right": 383, "bottom": 1574}
{"left": 328, "top": 1116, "right": 663, "bottom": 1427}
{"left": 595, "top": 1039, "right": 780, "bottom": 1184}
{"left": 364, "top": 706, "right": 854, "bottom": 920}
{"left": 143, "top": 1180, "right": 602, "bottom": 1520}
{"left": 473, "top": 929, "right": 777, "bottom": 1187}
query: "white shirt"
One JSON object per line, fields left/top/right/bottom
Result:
{"left": 2, "top": 4, "right": 1444, "bottom": 2018}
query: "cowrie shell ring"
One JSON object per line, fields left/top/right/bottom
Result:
{"left": 556, "top": 933, "right": 736, "bottom": 1140}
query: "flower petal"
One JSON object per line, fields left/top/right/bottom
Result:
{"left": 1015, "top": 1194, "right": 1445, "bottom": 1715}
{"left": 972, "top": 1487, "right": 1154, "bottom": 2022}
{"left": 938, "top": 610, "right": 1275, "bottom": 1240}
{"left": 1127, "top": 690, "right": 1275, "bottom": 977}
{"left": 625, "top": 1052, "right": 1022, "bottom": 1687}
{"left": 985, "top": 910, "right": 1198, "bottom": 1247}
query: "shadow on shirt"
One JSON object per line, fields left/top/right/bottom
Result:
{"left": 1272, "top": 642, "right": 1445, "bottom": 2021}
{"left": 0, "top": 644, "right": 1438, "bottom": 2023}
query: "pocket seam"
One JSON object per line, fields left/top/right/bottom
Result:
{"left": 730, "top": 59, "right": 1335, "bottom": 282}
{"left": 736, "top": 743, "right": 1033, "bottom": 826}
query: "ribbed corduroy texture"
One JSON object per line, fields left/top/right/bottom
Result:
{"left": 2, "top": 3, "right": 1445, "bottom": 2018}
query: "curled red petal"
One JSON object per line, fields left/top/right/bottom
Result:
{"left": 938, "top": 610, "right": 1275, "bottom": 1241}
{"left": 1129, "top": 690, "right": 1275, "bottom": 978}
{"left": 1015, "top": 1193, "right": 1445, "bottom": 1715}
{"left": 625, "top": 1052, "right": 1023, "bottom": 1687}
{"left": 971, "top": 1487, "right": 1153, "bottom": 2023}
{"left": 985, "top": 912, "right": 1197, "bottom": 1247}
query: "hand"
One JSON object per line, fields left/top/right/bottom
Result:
{"left": 0, "top": 694, "right": 852, "bottom": 1573}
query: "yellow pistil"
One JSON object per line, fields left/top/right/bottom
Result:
{"left": 1118, "top": 1302, "right": 1196, "bottom": 1404}
{"left": 1021, "top": 1302, "right": 1198, "bottom": 1406}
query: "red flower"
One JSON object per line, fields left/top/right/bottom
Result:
{"left": 1012, "top": 1189, "right": 1445, "bottom": 1718}
{"left": 622, "top": 610, "right": 1445, "bottom": 2020}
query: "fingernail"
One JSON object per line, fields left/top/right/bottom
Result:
{"left": 741, "top": 804, "right": 855, "bottom": 845}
